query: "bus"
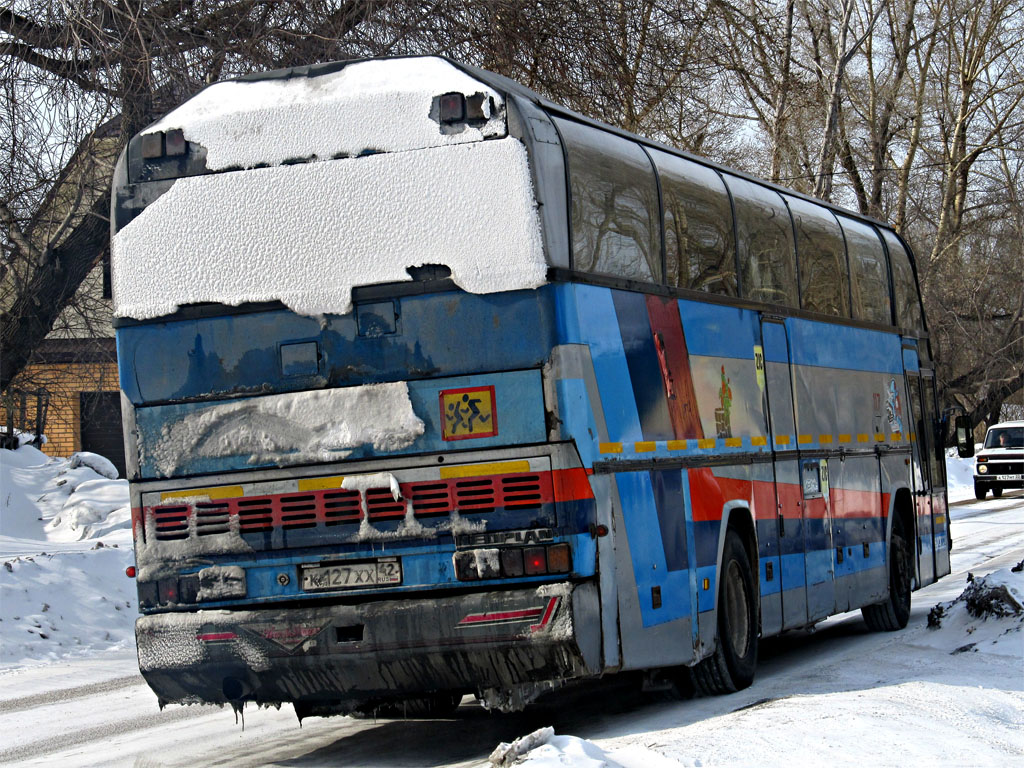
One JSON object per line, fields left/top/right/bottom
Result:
{"left": 110, "top": 56, "right": 951, "bottom": 717}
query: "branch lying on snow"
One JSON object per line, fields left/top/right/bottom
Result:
{"left": 489, "top": 726, "right": 555, "bottom": 767}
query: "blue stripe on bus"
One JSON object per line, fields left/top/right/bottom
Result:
{"left": 650, "top": 469, "right": 688, "bottom": 571}
{"left": 575, "top": 286, "right": 644, "bottom": 444}
{"left": 611, "top": 292, "right": 675, "bottom": 441}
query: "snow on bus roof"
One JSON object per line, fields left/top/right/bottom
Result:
{"left": 143, "top": 57, "right": 506, "bottom": 170}
{"left": 111, "top": 137, "right": 547, "bottom": 320}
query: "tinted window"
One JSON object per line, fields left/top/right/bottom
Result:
{"left": 839, "top": 216, "right": 891, "bottom": 324}
{"left": 649, "top": 149, "right": 736, "bottom": 295}
{"left": 881, "top": 229, "right": 924, "bottom": 333}
{"left": 786, "top": 195, "right": 849, "bottom": 317}
{"left": 726, "top": 176, "right": 797, "bottom": 306}
{"left": 555, "top": 118, "right": 661, "bottom": 282}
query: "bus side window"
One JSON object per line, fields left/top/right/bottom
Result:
{"left": 554, "top": 118, "right": 662, "bottom": 283}
{"left": 882, "top": 230, "right": 924, "bottom": 333}
{"left": 785, "top": 195, "right": 850, "bottom": 318}
{"left": 725, "top": 175, "right": 798, "bottom": 307}
{"left": 649, "top": 148, "right": 737, "bottom": 296}
{"left": 839, "top": 216, "right": 891, "bottom": 325}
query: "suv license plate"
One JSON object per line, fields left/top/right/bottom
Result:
{"left": 300, "top": 558, "right": 401, "bottom": 591}
{"left": 999, "top": 474, "right": 1022, "bottom": 481}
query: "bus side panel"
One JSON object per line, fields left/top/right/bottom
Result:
{"left": 829, "top": 455, "right": 887, "bottom": 611}
{"left": 555, "top": 284, "right": 774, "bottom": 669}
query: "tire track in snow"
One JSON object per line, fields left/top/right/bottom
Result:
{"left": 0, "top": 674, "right": 143, "bottom": 714}
{"left": 0, "top": 699, "right": 211, "bottom": 764}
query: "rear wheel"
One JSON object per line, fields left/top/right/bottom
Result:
{"left": 691, "top": 529, "right": 758, "bottom": 695}
{"left": 991, "top": 486, "right": 1003, "bottom": 498}
{"left": 862, "top": 514, "right": 912, "bottom": 631}
{"left": 974, "top": 481, "right": 987, "bottom": 500}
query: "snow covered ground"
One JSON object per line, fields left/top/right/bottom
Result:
{"left": 0, "top": 445, "right": 1021, "bottom": 767}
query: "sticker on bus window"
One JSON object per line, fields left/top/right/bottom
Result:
{"left": 440, "top": 386, "right": 498, "bottom": 441}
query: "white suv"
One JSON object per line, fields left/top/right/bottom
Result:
{"left": 974, "top": 420, "right": 1024, "bottom": 499}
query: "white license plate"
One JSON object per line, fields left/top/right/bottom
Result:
{"left": 300, "top": 558, "right": 401, "bottom": 591}
{"left": 998, "top": 474, "right": 1023, "bottom": 481}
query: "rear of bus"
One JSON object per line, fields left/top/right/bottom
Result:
{"left": 111, "top": 57, "right": 599, "bottom": 716}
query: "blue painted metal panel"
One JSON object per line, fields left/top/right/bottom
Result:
{"left": 787, "top": 318, "right": 902, "bottom": 373}
{"left": 677, "top": 299, "right": 759, "bottom": 360}
{"left": 556, "top": 378, "right": 600, "bottom": 468}
{"left": 615, "top": 471, "right": 693, "bottom": 627}
{"left": 573, "top": 286, "right": 644, "bottom": 445}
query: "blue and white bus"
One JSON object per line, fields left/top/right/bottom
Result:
{"left": 111, "top": 56, "right": 950, "bottom": 717}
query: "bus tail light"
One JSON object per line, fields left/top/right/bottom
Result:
{"left": 523, "top": 547, "right": 547, "bottom": 575}
{"left": 546, "top": 544, "right": 571, "bottom": 573}
{"left": 500, "top": 548, "right": 524, "bottom": 577}
{"left": 455, "top": 544, "right": 572, "bottom": 581}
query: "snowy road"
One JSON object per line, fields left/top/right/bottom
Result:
{"left": 1, "top": 494, "right": 1021, "bottom": 768}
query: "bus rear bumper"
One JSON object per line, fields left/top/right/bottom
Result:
{"left": 136, "top": 581, "right": 601, "bottom": 713}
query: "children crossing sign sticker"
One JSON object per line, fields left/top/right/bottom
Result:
{"left": 440, "top": 386, "right": 498, "bottom": 441}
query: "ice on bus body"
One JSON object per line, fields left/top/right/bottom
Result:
{"left": 146, "top": 382, "right": 425, "bottom": 477}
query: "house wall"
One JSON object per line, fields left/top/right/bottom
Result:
{"left": 2, "top": 342, "right": 119, "bottom": 460}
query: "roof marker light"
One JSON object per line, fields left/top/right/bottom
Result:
{"left": 140, "top": 132, "right": 164, "bottom": 159}
{"left": 438, "top": 92, "right": 466, "bottom": 123}
{"left": 165, "top": 128, "right": 187, "bottom": 156}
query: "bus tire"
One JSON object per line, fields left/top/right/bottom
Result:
{"left": 974, "top": 482, "right": 987, "bottom": 500}
{"left": 862, "top": 514, "right": 912, "bottom": 631}
{"left": 691, "top": 529, "right": 758, "bottom": 695}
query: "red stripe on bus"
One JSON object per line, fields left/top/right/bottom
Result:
{"left": 458, "top": 608, "right": 544, "bottom": 626}
{"left": 552, "top": 467, "right": 595, "bottom": 502}
{"left": 645, "top": 295, "right": 704, "bottom": 439}
{"left": 530, "top": 597, "right": 560, "bottom": 632}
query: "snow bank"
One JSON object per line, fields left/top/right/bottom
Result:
{"left": 923, "top": 565, "right": 1023, "bottom": 655}
{"left": 945, "top": 448, "right": 978, "bottom": 502}
{"left": 69, "top": 451, "right": 119, "bottom": 479}
{"left": 0, "top": 548, "right": 136, "bottom": 667}
{"left": 112, "top": 136, "right": 546, "bottom": 320}
{"left": 146, "top": 382, "right": 425, "bottom": 476}
{"left": 0, "top": 446, "right": 135, "bottom": 668}
{"left": 1, "top": 446, "right": 130, "bottom": 543}
{"left": 144, "top": 57, "right": 507, "bottom": 171}
{"left": 46, "top": 478, "right": 131, "bottom": 541}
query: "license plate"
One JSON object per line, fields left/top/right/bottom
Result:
{"left": 998, "top": 474, "right": 1022, "bottom": 481}
{"left": 300, "top": 558, "right": 401, "bottom": 591}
